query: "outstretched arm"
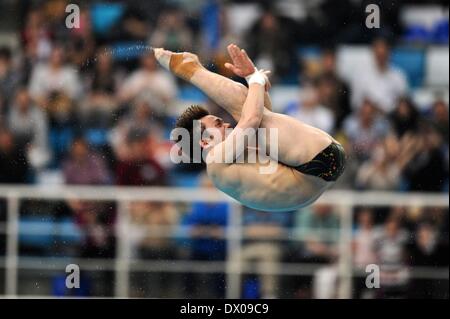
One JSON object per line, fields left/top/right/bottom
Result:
{"left": 208, "top": 70, "right": 269, "bottom": 164}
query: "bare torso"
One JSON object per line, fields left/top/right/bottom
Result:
{"left": 206, "top": 109, "right": 337, "bottom": 212}
{"left": 207, "top": 160, "right": 332, "bottom": 212}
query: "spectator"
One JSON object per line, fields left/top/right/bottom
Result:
{"left": 129, "top": 201, "right": 178, "bottom": 297}
{"left": 110, "top": 98, "right": 166, "bottom": 163}
{"left": 316, "top": 48, "right": 351, "bottom": 130}
{"left": 294, "top": 204, "right": 340, "bottom": 263}
{"left": 284, "top": 81, "right": 335, "bottom": 134}
{"left": 118, "top": 52, "right": 177, "bottom": 115}
{"left": 62, "top": 137, "right": 111, "bottom": 185}
{"left": 408, "top": 222, "right": 449, "bottom": 298}
{"left": 79, "top": 48, "right": 119, "bottom": 132}
{"left": 351, "top": 38, "right": 408, "bottom": 113}
{"left": 429, "top": 100, "right": 449, "bottom": 142}
{"left": 69, "top": 198, "right": 115, "bottom": 297}
{"left": 389, "top": 97, "right": 420, "bottom": 137}
{"left": 150, "top": 6, "right": 194, "bottom": 53}
{"left": 28, "top": 45, "right": 82, "bottom": 106}
{"left": 8, "top": 88, "right": 50, "bottom": 170}
{"left": 245, "top": 6, "right": 298, "bottom": 81}
{"left": 0, "top": 126, "right": 29, "bottom": 183}
{"left": 403, "top": 123, "right": 448, "bottom": 192}
{"left": 237, "top": 207, "right": 290, "bottom": 298}
{"left": 353, "top": 208, "right": 377, "bottom": 298}
{"left": 343, "top": 99, "right": 390, "bottom": 162}
{"left": 108, "top": 4, "right": 149, "bottom": 43}
{"left": 356, "top": 135, "right": 417, "bottom": 190}
{"left": 182, "top": 174, "right": 229, "bottom": 298}
{"left": 66, "top": 7, "right": 96, "bottom": 71}
{"left": 116, "top": 131, "right": 167, "bottom": 186}
{"left": 374, "top": 216, "right": 409, "bottom": 298}
{"left": 353, "top": 208, "right": 377, "bottom": 268}
{"left": 21, "top": 8, "right": 52, "bottom": 64}
{"left": 294, "top": 204, "right": 340, "bottom": 298}
{"left": 0, "top": 47, "right": 20, "bottom": 113}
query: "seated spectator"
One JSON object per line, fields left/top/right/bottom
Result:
{"left": 343, "top": 99, "right": 390, "bottom": 162}
{"left": 356, "top": 134, "right": 417, "bottom": 190}
{"left": 181, "top": 173, "right": 229, "bottom": 298}
{"left": 403, "top": 123, "right": 448, "bottom": 192}
{"left": 150, "top": 6, "right": 194, "bottom": 53}
{"left": 429, "top": 99, "right": 449, "bottom": 142}
{"left": 70, "top": 200, "right": 116, "bottom": 260}
{"left": 108, "top": 4, "right": 149, "bottom": 43}
{"left": 118, "top": 52, "right": 177, "bottom": 115}
{"left": 294, "top": 204, "right": 340, "bottom": 263}
{"left": 293, "top": 204, "right": 340, "bottom": 298}
{"left": 128, "top": 201, "right": 178, "bottom": 297}
{"left": 245, "top": 5, "right": 298, "bottom": 81}
{"left": 116, "top": 131, "right": 167, "bottom": 186}
{"left": 0, "top": 47, "right": 20, "bottom": 111}
{"left": 316, "top": 48, "right": 351, "bottom": 130}
{"left": 389, "top": 97, "right": 420, "bottom": 137}
{"left": 62, "top": 137, "right": 112, "bottom": 185}
{"left": 353, "top": 208, "right": 377, "bottom": 268}
{"left": 284, "top": 81, "right": 335, "bottom": 134}
{"left": 374, "top": 216, "right": 409, "bottom": 298}
{"left": 110, "top": 98, "right": 167, "bottom": 164}
{"left": 8, "top": 88, "right": 50, "bottom": 170}
{"left": 66, "top": 7, "right": 95, "bottom": 71}
{"left": 0, "top": 126, "right": 29, "bottom": 183}
{"left": 350, "top": 38, "right": 408, "bottom": 113}
{"left": 408, "top": 222, "right": 449, "bottom": 298}
{"left": 21, "top": 8, "right": 52, "bottom": 63}
{"left": 352, "top": 208, "right": 378, "bottom": 298}
{"left": 237, "top": 207, "right": 290, "bottom": 298}
{"left": 79, "top": 49, "right": 120, "bottom": 132}
{"left": 28, "top": 44, "right": 82, "bottom": 107}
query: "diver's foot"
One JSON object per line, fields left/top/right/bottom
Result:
{"left": 153, "top": 48, "right": 204, "bottom": 81}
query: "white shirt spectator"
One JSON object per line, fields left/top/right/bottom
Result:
{"left": 284, "top": 95, "right": 335, "bottom": 134}
{"left": 351, "top": 64, "right": 408, "bottom": 113}
{"left": 119, "top": 69, "right": 177, "bottom": 114}
{"left": 28, "top": 63, "right": 82, "bottom": 100}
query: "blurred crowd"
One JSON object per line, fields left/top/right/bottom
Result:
{"left": 0, "top": 0, "right": 448, "bottom": 298}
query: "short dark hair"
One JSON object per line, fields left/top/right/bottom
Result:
{"left": 175, "top": 105, "right": 209, "bottom": 162}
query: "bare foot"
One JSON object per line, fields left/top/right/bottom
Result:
{"left": 153, "top": 48, "right": 204, "bottom": 81}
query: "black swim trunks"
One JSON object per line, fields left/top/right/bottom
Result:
{"left": 294, "top": 142, "right": 346, "bottom": 182}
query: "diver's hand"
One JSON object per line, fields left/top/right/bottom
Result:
{"left": 224, "top": 43, "right": 256, "bottom": 78}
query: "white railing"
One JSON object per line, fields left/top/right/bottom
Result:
{"left": 0, "top": 185, "right": 448, "bottom": 299}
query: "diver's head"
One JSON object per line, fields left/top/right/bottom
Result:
{"left": 175, "top": 105, "right": 231, "bottom": 162}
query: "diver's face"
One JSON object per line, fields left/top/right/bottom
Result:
{"left": 199, "top": 115, "right": 231, "bottom": 149}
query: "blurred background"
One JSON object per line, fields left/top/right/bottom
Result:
{"left": 0, "top": 0, "right": 448, "bottom": 298}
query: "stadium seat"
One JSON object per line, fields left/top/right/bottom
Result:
{"left": 411, "top": 87, "right": 449, "bottom": 111}
{"left": 432, "top": 19, "right": 449, "bottom": 44}
{"left": 90, "top": 2, "right": 125, "bottom": 35}
{"left": 425, "top": 47, "right": 450, "bottom": 88}
{"left": 391, "top": 47, "right": 426, "bottom": 88}
{"left": 19, "top": 216, "right": 83, "bottom": 253}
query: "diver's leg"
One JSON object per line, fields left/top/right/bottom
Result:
{"left": 154, "top": 48, "right": 332, "bottom": 166}
{"left": 154, "top": 48, "right": 265, "bottom": 121}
